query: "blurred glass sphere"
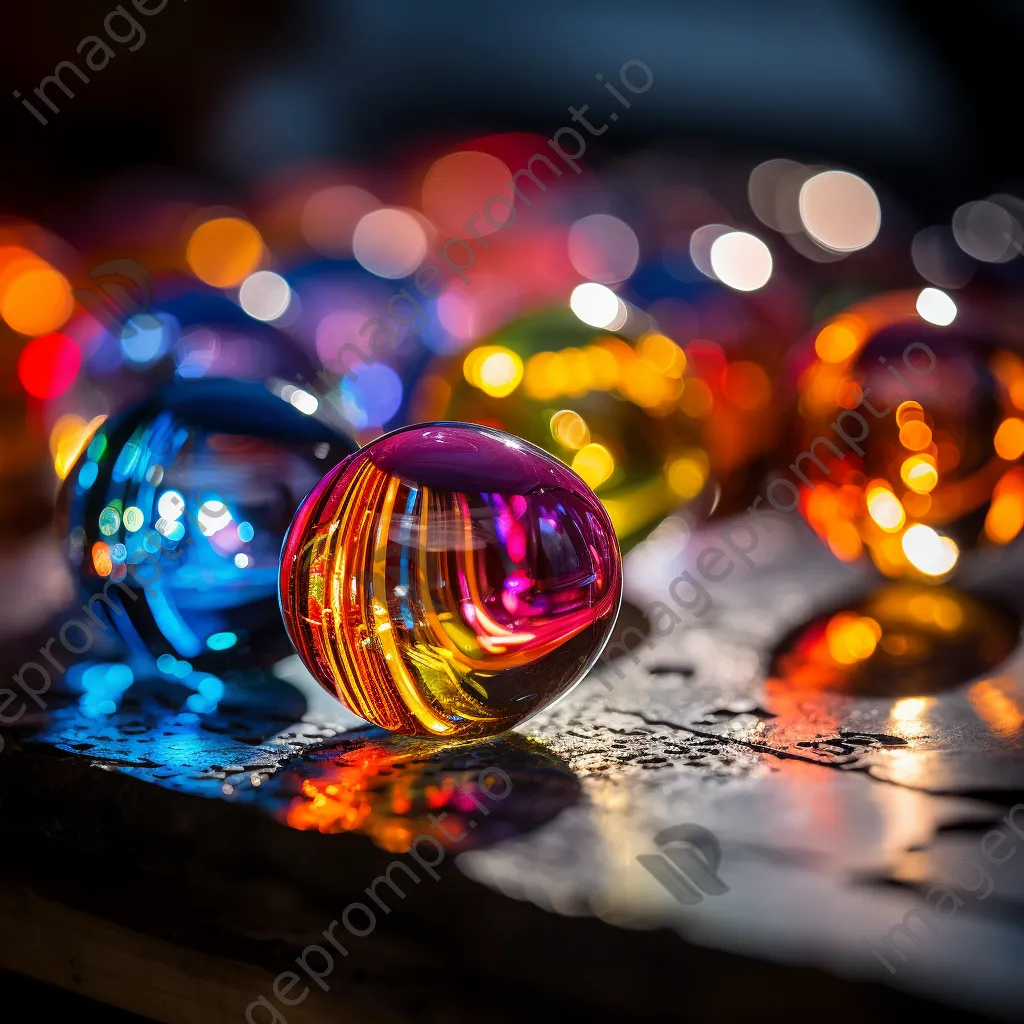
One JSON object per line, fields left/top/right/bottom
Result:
{"left": 789, "top": 291, "right": 1024, "bottom": 581}
{"left": 56, "top": 378, "right": 356, "bottom": 668}
{"left": 410, "top": 307, "right": 715, "bottom": 548}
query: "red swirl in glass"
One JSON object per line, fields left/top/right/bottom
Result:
{"left": 279, "top": 423, "right": 622, "bottom": 738}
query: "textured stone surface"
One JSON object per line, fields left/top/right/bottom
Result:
{"left": 5, "top": 511, "right": 1024, "bottom": 1020}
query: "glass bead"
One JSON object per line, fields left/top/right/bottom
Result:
{"left": 279, "top": 422, "right": 623, "bottom": 739}
{"left": 788, "top": 291, "right": 1024, "bottom": 581}
{"left": 410, "top": 307, "right": 715, "bottom": 549}
{"left": 56, "top": 378, "right": 356, "bottom": 667}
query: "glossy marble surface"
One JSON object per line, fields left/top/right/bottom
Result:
{"left": 279, "top": 423, "right": 623, "bottom": 738}
{"left": 56, "top": 378, "right": 355, "bottom": 671}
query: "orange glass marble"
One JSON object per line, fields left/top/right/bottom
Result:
{"left": 789, "top": 291, "right": 1024, "bottom": 581}
{"left": 278, "top": 423, "right": 622, "bottom": 738}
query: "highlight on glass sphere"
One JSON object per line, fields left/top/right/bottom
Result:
{"left": 56, "top": 378, "right": 356, "bottom": 668}
{"left": 278, "top": 422, "right": 623, "bottom": 739}
{"left": 789, "top": 290, "right": 1024, "bottom": 581}
{"left": 410, "top": 307, "right": 717, "bottom": 547}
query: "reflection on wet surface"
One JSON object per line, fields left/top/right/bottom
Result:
{"left": 21, "top": 665, "right": 579, "bottom": 853}
{"left": 28, "top": 670, "right": 312, "bottom": 794}
{"left": 769, "top": 584, "right": 1020, "bottom": 697}
{"left": 268, "top": 733, "right": 580, "bottom": 852}
{"left": 8, "top": 516, "right": 1024, "bottom": 1021}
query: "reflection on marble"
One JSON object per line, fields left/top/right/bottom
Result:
{"left": 56, "top": 378, "right": 356, "bottom": 670}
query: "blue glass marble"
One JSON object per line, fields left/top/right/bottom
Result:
{"left": 57, "top": 378, "right": 356, "bottom": 668}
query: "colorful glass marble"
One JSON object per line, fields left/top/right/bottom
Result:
{"left": 412, "top": 306, "right": 788, "bottom": 549}
{"left": 410, "top": 308, "right": 711, "bottom": 548}
{"left": 788, "top": 291, "right": 1024, "bottom": 581}
{"left": 279, "top": 422, "right": 623, "bottom": 739}
{"left": 57, "top": 378, "right": 356, "bottom": 667}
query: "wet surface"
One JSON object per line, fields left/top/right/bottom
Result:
{"left": 20, "top": 659, "right": 580, "bottom": 853}
{"left": 6, "top": 514, "right": 1024, "bottom": 1019}
{"left": 769, "top": 583, "right": 1020, "bottom": 698}
{"left": 268, "top": 733, "right": 579, "bottom": 852}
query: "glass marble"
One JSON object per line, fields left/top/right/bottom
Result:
{"left": 788, "top": 291, "right": 1024, "bottom": 581}
{"left": 279, "top": 422, "right": 623, "bottom": 739}
{"left": 57, "top": 378, "right": 357, "bottom": 667}
{"left": 410, "top": 307, "right": 713, "bottom": 549}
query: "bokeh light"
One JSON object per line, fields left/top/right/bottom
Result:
{"left": 721, "top": 361, "right": 771, "bottom": 410}
{"left": 952, "top": 200, "right": 1019, "bottom": 263}
{"left": 50, "top": 413, "right": 106, "bottom": 479}
{"left": 315, "top": 309, "right": 377, "bottom": 370}
{"left": 825, "top": 612, "right": 881, "bottom": 664}
{"left": 352, "top": 208, "right": 429, "bottom": 279}
{"left": 709, "top": 231, "right": 772, "bottom": 291}
{"left": 239, "top": 270, "right": 292, "bottom": 321}
{"left": 571, "top": 442, "right": 615, "bottom": 490}
{"left": 463, "top": 345, "right": 524, "bottom": 398}
{"left": 814, "top": 319, "right": 860, "bottom": 363}
{"left": 157, "top": 489, "right": 185, "bottom": 520}
{"left": 569, "top": 282, "right": 625, "bottom": 329}
{"left": 288, "top": 387, "right": 319, "bottom": 415}
{"left": 916, "top": 287, "right": 957, "bottom": 326}
{"left": 901, "top": 524, "right": 959, "bottom": 577}
{"left": 120, "top": 313, "right": 176, "bottom": 367}
{"left": 901, "top": 455, "right": 938, "bottom": 494}
{"left": 689, "top": 224, "right": 731, "bottom": 279}
{"left": 421, "top": 151, "right": 513, "bottom": 236}
{"left": 301, "top": 185, "right": 379, "bottom": 257}
{"left": 666, "top": 451, "right": 708, "bottom": 498}
{"left": 0, "top": 254, "right": 74, "bottom": 336}
{"left": 174, "top": 328, "right": 220, "bottom": 378}
{"left": 549, "top": 409, "right": 591, "bottom": 450}
{"left": 911, "top": 226, "right": 974, "bottom": 289}
{"left": 17, "top": 332, "right": 81, "bottom": 399}
{"left": 798, "top": 170, "right": 880, "bottom": 252}
{"left": 747, "top": 158, "right": 803, "bottom": 231}
{"left": 994, "top": 418, "right": 1024, "bottom": 461}
{"left": 867, "top": 486, "right": 906, "bottom": 532}
{"left": 567, "top": 214, "right": 640, "bottom": 284}
{"left": 339, "top": 361, "right": 403, "bottom": 428}
{"left": 186, "top": 217, "right": 264, "bottom": 288}
{"left": 92, "top": 541, "right": 112, "bottom": 578}
{"left": 985, "top": 469, "right": 1024, "bottom": 544}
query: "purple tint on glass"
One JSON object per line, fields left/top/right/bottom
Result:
{"left": 279, "top": 421, "right": 623, "bottom": 739}
{"left": 365, "top": 422, "right": 586, "bottom": 493}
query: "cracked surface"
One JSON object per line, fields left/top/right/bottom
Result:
{"left": 8, "top": 513, "right": 1024, "bottom": 1020}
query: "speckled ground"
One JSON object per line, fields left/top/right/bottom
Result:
{"left": 7, "top": 512, "right": 1024, "bottom": 1021}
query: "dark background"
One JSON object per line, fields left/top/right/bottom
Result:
{"left": 1, "top": 0, "right": 1022, "bottom": 225}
